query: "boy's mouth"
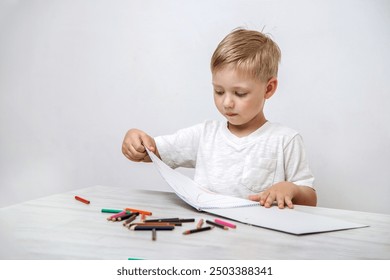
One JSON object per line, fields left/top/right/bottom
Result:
{"left": 226, "top": 113, "right": 238, "bottom": 117}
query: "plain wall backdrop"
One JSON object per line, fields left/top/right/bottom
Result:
{"left": 1, "top": 0, "right": 389, "bottom": 214}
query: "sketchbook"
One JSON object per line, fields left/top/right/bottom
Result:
{"left": 146, "top": 148, "right": 258, "bottom": 210}
{"left": 146, "top": 148, "right": 368, "bottom": 235}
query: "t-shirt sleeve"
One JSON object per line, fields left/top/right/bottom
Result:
{"left": 283, "top": 134, "right": 315, "bottom": 189}
{"left": 154, "top": 123, "right": 203, "bottom": 169}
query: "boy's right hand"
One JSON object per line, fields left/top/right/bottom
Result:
{"left": 121, "top": 129, "right": 159, "bottom": 162}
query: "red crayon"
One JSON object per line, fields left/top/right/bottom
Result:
{"left": 75, "top": 196, "right": 90, "bottom": 204}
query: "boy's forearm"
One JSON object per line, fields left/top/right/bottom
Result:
{"left": 293, "top": 185, "right": 317, "bottom": 206}
{"left": 292, "top": 185, "right": 317, "bottom": 206}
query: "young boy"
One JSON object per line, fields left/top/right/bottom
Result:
{"left": 122, "top": 28, "right": 317, "bottom": 209}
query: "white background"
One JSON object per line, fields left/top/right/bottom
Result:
{"left": 1, "top": 0, "right": 389, "bottom": 214}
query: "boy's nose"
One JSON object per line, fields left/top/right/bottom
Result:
{"left": 223, "top": 95, "right": 234, "bottom": 108}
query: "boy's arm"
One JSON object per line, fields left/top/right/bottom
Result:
{"left": 290, "top": 184, "right": 317, "bottom": 206}
{"left": 154, "top": 123, "right": 203, "bottom": 169}
{"left": 253, "top": 132, "right": 316, "bottom": 209}
{"left": 249, "top": 181, "right": 317, "bottom": 209}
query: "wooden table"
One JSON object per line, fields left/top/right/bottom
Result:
{"left": 0, "top": 185, "right": 389, "bottom": 259}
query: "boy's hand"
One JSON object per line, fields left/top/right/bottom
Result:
{"left": 121, "top": 129, "right": 158, "bottom": 162}
{"left": 248, "top": 181, "right": 297, "bottom": 209}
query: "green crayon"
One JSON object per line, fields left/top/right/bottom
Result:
{"left": 101, "top": 208, "right": 123, "bottom": 213}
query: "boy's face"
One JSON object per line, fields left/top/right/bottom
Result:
{"left": 212, "top": 66, "right": 276, "bottom": 136}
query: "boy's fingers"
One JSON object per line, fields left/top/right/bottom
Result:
{"left": 248, "top": 194, "right": 261, "bottom": 201}
{"left": 141, "top": 138, "right": 155, "bottom": 153}
{"left": 277, "top": 194, "right": 285, "bottom": 209}
{"left": 137, "top": 135, "right": 156, "bottom": 162}
{"left": 141, "top": 155, "right": 152, "bottom": 162}
{"left": 133, "top": 141, "right": 146, "bottom": 153}
{"left": 285, "top": 197, "right": 294, "bottom": 209}
{"left": 264, "top": 193, "right": 275, "bottom": 208}
{"left": 122, "top": 129, "right": 157, "bottom": 162}
{"left": 123, "top": 142, "right": 146, "bottom": 162}
{"left": 249, "top": 192, "right": 267, "bottom": 205}
{"left": 122, "top": 145, "right": 138, "bottom": 161}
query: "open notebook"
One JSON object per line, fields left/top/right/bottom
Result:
{"left": 146, "top": 148, "right": 258, "bottom": 210}
{"left": 146, "top": 148, "right": 368, "bottom": 235}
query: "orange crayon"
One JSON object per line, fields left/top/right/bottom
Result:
{"left": 125, "top": 208, "right": 152, "bottom": 216}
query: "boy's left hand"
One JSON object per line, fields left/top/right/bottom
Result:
{"left": 248, "top": 181, "right": 297, "bottom": 209}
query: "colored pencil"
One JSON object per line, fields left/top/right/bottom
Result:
{"left": 143, "top": 218, "right": 194, "bottom": 223}
{"left": 144, "top": 218, "right": 179, "bottom": 222}
{"left": 206, "top": 220, "right": 228, "bottom": 230}
{"left": 101, "top": 209, "right": 122, "bottom": 213}
{"left": 75, "top": 196, "right": 90, "bottom": 204}
{"left": 128, "top": 222, "right": 175, "bottom": 227}
{"left": 130, "top": 225, "right": 174, "bottom": 231}
{"left": 183, "top": 226, "right": 212, "bottom": 235}
{"left": 214, "top": 218, "right": 237, "bottom": 229}
{"left": 107, "top": 211, "right": 127, "bottom": 221}
{"left": 144, "top": 218, "right": 182, "bottom": 225}
{"left": 179, "top": 218, "right": 195, "bottom": 223}
{"left": 123, "top": 214, "right": 139, "bottom": 226}
{"left": 115, "top": 213, "right": 135, "bottom": 221}
{"left": 152, "top": 228, "right": 157, "bottom": 241}
{"left": 125, "top": 208, "right": 152, "bottom": 216}
{"left": 196, "top": 218, "right": 204, "bottom": 229}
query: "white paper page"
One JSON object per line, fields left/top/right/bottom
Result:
{"left": 207, "top": 206, "right": 368, "bottom": 235}
{"left": 146, "top": 148, "right": 368, "bottom": 235}
{"left": 146, "top": 148, "right": 258, "bottom": 210}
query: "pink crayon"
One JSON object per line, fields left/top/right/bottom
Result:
{"left": 107, "top": 211, "right": 127, "bottom": 221}
{"left": 214, "top": 218, "right": 237, "bottom": 229}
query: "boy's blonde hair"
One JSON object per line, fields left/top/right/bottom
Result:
{"left": 211, "top": 28, "right": 281, "bottom": 82}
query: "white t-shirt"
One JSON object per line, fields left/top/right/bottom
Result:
{"left": 155, "top": 120, "right": 314, "bottom": 198}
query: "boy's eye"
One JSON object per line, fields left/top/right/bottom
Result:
{"left": 235, "top": 92, "right": 248, "bottom": 97}
{"left": 214, "top": 90, "right": 224, "bottom": 95}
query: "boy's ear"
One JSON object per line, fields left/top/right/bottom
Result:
{"left": 265, "top": 77, "right": 278, "bottom": 99}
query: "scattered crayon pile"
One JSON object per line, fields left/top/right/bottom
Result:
{"left": 73, "top": 196, "right": 236, "bottom": 240}
{"left": 101, "top": 207, "right": 237, "bottom": 240}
